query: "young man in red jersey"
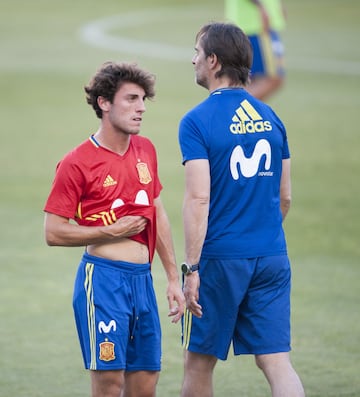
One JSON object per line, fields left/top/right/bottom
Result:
{"left": 44, "top": 61, "right": 184, "bottom": 397}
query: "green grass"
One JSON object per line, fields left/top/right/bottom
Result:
{"left": 1, "top": 0, "right": 359, "bottom": 396}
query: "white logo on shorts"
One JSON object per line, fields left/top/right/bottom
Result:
{"left": 98, "top": 320, "right": 117, "bottom": 334}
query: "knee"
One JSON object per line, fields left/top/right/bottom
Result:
{"left": 137, "top": 374, "right": 159, "bottom": 396}
{"left": 91, "top": 370, "right": 124, "bottom": 397}
{"left": 123, "top": 371, "right": 159, "bottom": 397}
{"left": 255, "top": 352, "right": 291, "bottom": 374}
{"left": 183, "top": 351, "right": 217, "bottom": 374}
{"left": 255, "top": 354, "right": 268, "bottom": 371}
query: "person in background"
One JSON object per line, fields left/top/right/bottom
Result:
{"left": 44, "top": 61, "right": 185, "bottom": 397}
{"left": 178, "top": 22, "right": 305, "bottom": 397}
{"left": 225, "top": 0, "right": 286, "bottom": 100}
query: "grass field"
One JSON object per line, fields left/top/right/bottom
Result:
{"left": 1, "top": 0, "right": 359, "bottom": 396}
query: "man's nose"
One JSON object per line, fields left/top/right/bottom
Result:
{"left": 137, "top": 100, "right": 146, "bottom": 113}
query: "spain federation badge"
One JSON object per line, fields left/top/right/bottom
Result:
{"left": 99, "top": 339, "right": 115, "bottom": 362}
{"left": 136, "top": 162, "right": 152, "bottom": 184}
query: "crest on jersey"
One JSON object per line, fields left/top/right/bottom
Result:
{"left": 99, "top": 339, "right": 115, "bottom": 362}
{"left": 136, "top": 162, "right": 152, "bottom": 184}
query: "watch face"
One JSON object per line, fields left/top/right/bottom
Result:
{"left": 181, "top": 263, "right": 189, "bottom": 274}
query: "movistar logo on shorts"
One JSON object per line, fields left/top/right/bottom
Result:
{"left": 230, "top": 100, "right": 272, "bottom": 134}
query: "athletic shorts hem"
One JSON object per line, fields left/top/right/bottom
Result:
{"left": 85, "top": 365, "right": 161, "bottom": 372}
{"left": 85, "top": 365, "right": 126, "bottom": 371}
{"left": 185, "top": 346, "right": 228, "bottom": 361}
{"left": 126, "top": 365, "right": 161, "bottom": 372}
{"left": 234, "top": 346, "right": 291, "bottom": 356}
{"left": 185, "top": 345, "right": 291, "bottom": 361}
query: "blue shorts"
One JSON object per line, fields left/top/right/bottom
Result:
{"left": 182, "top": 256, "right": 291, "bottom": 360}
{"left": 73, "top": 252, "right": 161, "bottom": 371}
{"left": 249, "top": 30, "right": 285, "bottom": 78}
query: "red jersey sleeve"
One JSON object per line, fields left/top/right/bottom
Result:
{"left": 44, "top": 151, "right": 85, "bottom": 219}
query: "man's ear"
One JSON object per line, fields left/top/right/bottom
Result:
{"left": 97, "top": 96, "right": 111, "bottom": 112}
{"left": 208, "top": 53, "right": 219, "bottom": 69}
{"left": 208, "top": 53, "right": 221, "bottom": 73}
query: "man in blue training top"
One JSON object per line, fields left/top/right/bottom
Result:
{"left": 178, "top": 22, "right": 305, "bottom": 397}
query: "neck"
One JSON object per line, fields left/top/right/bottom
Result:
{"left": 94, "top": 128, "right": 131, "bottom": 155}
{"left": 207, "top": 78, "right": 243, "bottom": 93}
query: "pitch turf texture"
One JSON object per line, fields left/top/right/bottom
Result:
{"left": 1, "top": 0, "right": 359, "bottom": 396}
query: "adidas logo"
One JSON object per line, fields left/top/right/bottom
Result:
{"left": 103, "top": 174, "right": 117, "bottom": 187}
{"left": 230, "top": 99, "right": 272, "bottom": 134}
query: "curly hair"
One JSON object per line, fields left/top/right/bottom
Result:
{"left": 84, "top": 61, "right": 156, "bottom": 119}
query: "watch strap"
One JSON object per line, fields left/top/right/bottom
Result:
{"left": 181, "top": 262, "right": 199, "bottom": 275}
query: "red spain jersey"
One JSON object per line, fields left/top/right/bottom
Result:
{"left": 44, "top": 135, "right": 163, "bottom": 261}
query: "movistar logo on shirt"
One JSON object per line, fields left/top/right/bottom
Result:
{"left": 230, "top": 139, "right": 273, "bottom": 180}
{"left": 230, "top": 100, "right": 272, "bottom": 134}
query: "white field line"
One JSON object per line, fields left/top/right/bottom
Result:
{"left": 78, "top": 10, "right": 360, "bottom": 76}
{"left": 78, "top": 8, "right": 197, "bottom": 61}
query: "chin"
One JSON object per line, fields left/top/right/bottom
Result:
{"left": 196, "top": 78, "right": 208, "bottom": 89}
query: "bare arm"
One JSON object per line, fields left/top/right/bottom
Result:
{"left": 182, "top": 159, "right": 210, "bottom": 318}
{"left": 183, "top": 159, "right": 210, "bottom": 264}
{"left": 154, "top": 196, "right": 185, "bottom": 323}
{"left": 280, "top": 158, "right": 291, "bottom": 220}
{"left": 251, "top": 0, "right": 270, "bottom": 32}
{"left": 44, "top": 212, "right": 147, "bottom": 246}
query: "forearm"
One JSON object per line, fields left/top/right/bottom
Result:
{"left": 250, "top": 0, "right": 269, "bottom": 31}
{"left": 183, "top": 195, "right": 209, "bottom": 265}
{"left": 280, "top": 197, "right": 291, "bottom": 220}
{"left": 155, "top": 199, "right": 185, "bottom": 323}
{"left": 155, "top": 208, "right": 180, "bottom": 282}
{"left": 182, "top": 159, "right": 210, "bottom": 265}
{"left": 45, "top": 221, "right": 115, "bottom": 247}
{"left": 280, "top": 159, "right": 292, "bottom": 221}
{"left": 44, "top": 212, "right": 147, "bottom": 247}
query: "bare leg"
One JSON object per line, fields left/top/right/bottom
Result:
{"left": 90, "top": 370, "right": 124, "bottom": 397}
{"left": 180, "top": 351, "right": 217, "bottom": 397}
{"left": 122, "top": 371, "right": 159, "bottom": 397}
{"left": 255, "top": 352, "right": 306, "bottom": 397}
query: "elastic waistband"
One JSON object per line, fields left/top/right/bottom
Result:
{"left": 81, "top": 252, "right": 150, "bottom": 274}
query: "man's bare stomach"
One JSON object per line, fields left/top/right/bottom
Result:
{"left": 87, "top": 238, "right": 149, "bottom": 264}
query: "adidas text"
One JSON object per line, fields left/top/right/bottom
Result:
{"left": 230, "top": 120, "right": 272, "bottom": 134}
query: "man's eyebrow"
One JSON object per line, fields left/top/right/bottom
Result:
{"left": 126, "top": 93, "right": 140, "bottom": 98}
{"left": 125, "top": 93, "right": 147, "bottom": 100}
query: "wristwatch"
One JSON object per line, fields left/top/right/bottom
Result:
{"left": 181, "top": 262, "right": 199, "bottom": 276}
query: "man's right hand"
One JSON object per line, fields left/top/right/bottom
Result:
{"left": 110, "top": 215, "right": 148, "bottom": 238}
{"left": 183, "top": 272, "right": 203, "bottom": 318}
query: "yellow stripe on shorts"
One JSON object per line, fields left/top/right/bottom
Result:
{"left": 259, "top": 32, "right": 276, "bottom": 77}
{"left": 84, "top": 262, "right": 96, "bottom": 370}
{"left": 182, "top": 308, "right": 193, "bottom": 350}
